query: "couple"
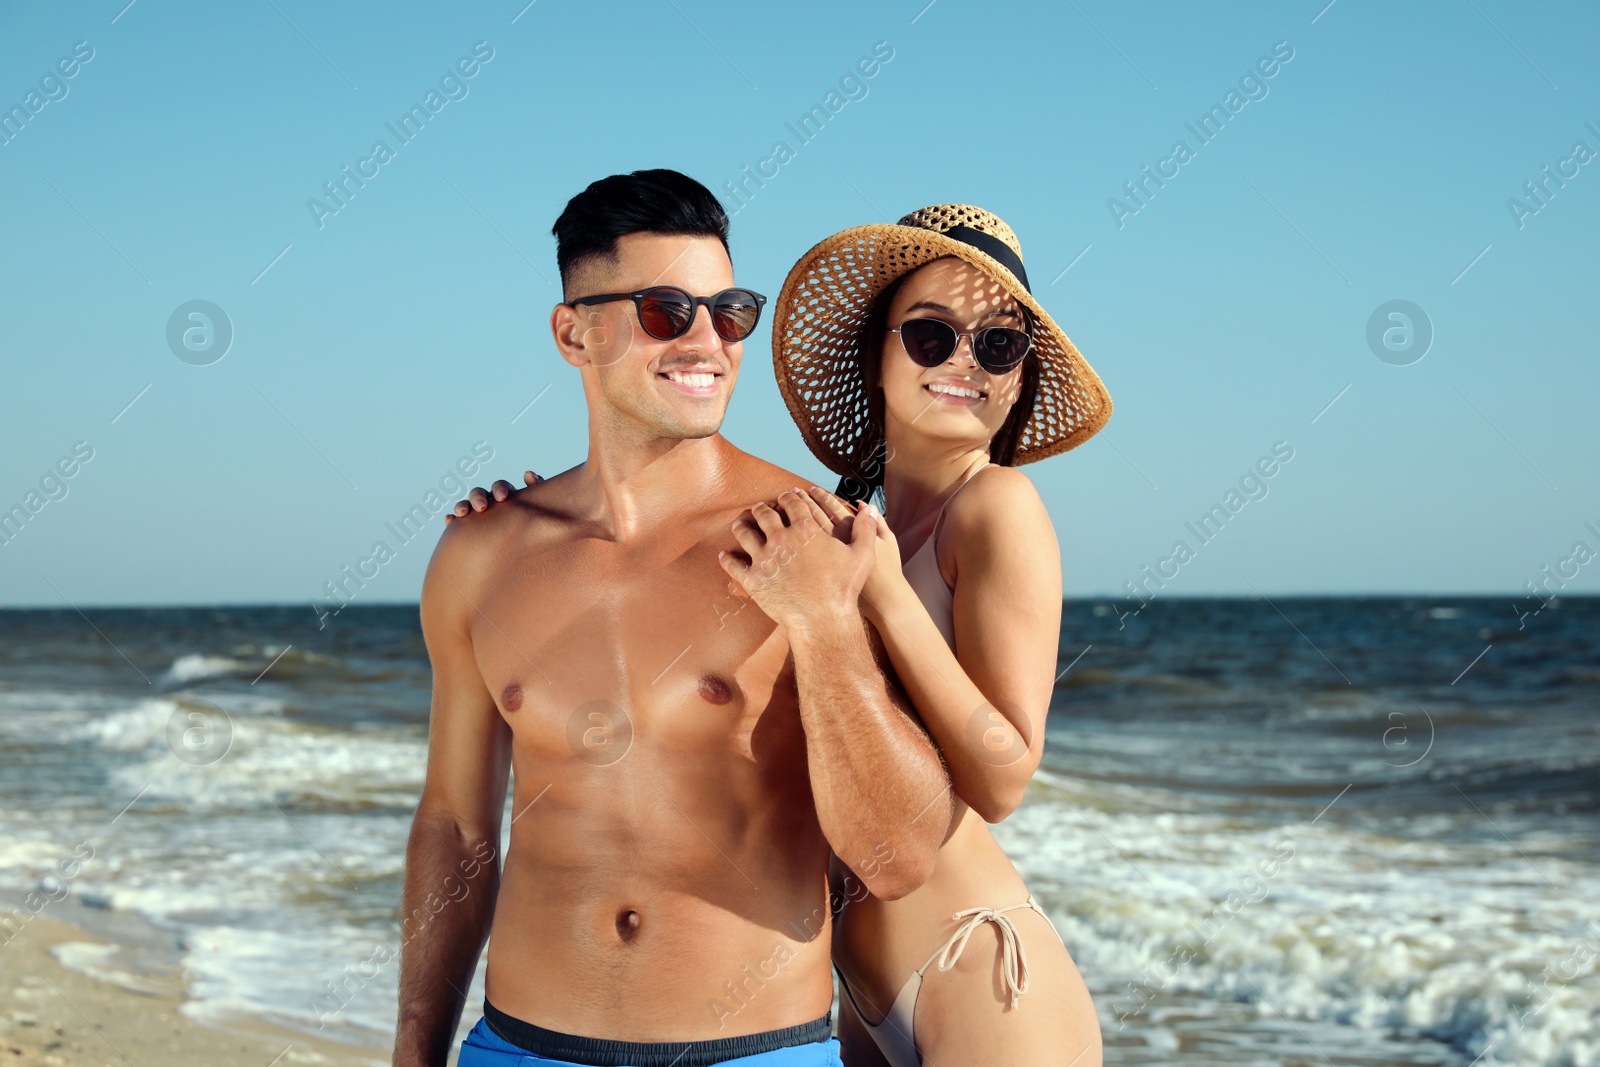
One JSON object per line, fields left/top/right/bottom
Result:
{"left": 393, "top": 169, "right": 1111, "bottom": 1067}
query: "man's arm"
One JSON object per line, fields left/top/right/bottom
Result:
{"left": 393, "top": 529, "right": 512, "bottom": 1067}
{"left": 789, "top": 609, "right": 951, "bottom": 899}
{"left": 722, "top": 491, "right": 951, "bottom": 901}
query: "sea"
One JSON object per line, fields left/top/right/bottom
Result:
{"left": 0, "top": 597, "right": 1595, "bottom": 1067}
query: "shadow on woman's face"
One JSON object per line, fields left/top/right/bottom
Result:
{"left": 878, "top": 257, "right": 1025, "bottom": 453}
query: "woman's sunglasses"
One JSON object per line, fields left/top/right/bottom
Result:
{"left": 888, "top": 317, "right": 1032, "bottom": 374}
{"left": 568, "top": 286, "right": 768, "bottom": 342}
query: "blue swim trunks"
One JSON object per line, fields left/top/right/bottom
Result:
{"left": 457, "top": 999, "right": 840, "bottom": 1067}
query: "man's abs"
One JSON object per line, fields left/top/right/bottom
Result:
{"left": 485, "top": 785, "right": 834, "bottom": 1039}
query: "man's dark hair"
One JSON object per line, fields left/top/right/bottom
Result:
{"left": 552, "top": 169, "right": 729, "bottom": 297}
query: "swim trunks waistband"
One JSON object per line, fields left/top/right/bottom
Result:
{"left": 482, "top": 998, "right": 833, "bottom": 1067}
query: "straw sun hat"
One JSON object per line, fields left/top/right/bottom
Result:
{"left": 771, "top": 204, "right": 1112, "bottom": 479}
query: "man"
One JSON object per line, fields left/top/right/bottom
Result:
{"left": 392, "top": 169, "right": 952, "bottom": 1067}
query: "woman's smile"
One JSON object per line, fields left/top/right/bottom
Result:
{"left": 924, "top": 377, "right": 989, "bottom": 405}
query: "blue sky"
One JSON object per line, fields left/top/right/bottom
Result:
{"left": 1, "top": 0, "right": 1596, "bottom": 608}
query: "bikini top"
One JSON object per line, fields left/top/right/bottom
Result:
{"left": 899, "top": 460, "right": 991, "bottom": 651}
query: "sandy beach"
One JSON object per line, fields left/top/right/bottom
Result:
{"left": 1, "top": 910, "right": 389, "bottom": 1067}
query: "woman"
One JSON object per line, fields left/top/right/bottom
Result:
{"left": 453, "top": 205, "right": 1111, "bottom": 1066}
{"left": 772, "top": 205, "right": 1109, "bottom": 1067}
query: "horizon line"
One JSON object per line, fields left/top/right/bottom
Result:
{"left": 2, "top": 592, "right": 1595, "bottom": 612}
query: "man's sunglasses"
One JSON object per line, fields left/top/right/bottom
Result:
{"left": 568, "top": 286, "right": 768, "bottom": 342}
{"left": 888, "top": 317, "right": 1032, "bottom": 375}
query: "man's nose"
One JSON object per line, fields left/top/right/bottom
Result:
{"left": 674, "top": 302, "right": 723, "bottom": 349}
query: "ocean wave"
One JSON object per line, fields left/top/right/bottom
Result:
{"left": 160, "top": 653, "right": 251, "bottom": 687}
{"left": 0, "top": 832, "right": 85, "bottom": 897}
{"left": 74, "top": 697, "right": 188, "bottom": 751}
{"left": 999, "top": 790, "right": 1600, "bottom": 1067}
{"left": 72, "top": 696, "right": 286, "bottom": 750}
{"left": 178, "top": 921, "right": 484, "bottom": 1050}
{"left": 113, "top": 724, "right": 423, "bottom": 811}
{"left": 70, "top": 697, "right": 423, "bottom": 809}
{"left": 48, "top": 941, "right": 163, "bottom": 994}
{"left": 228, "top": 643, "right": 341, "bottom": 667}
{"left": 1056, "top": 667, "right": 1226, "bottom": 696}
{"left": 157, "top": 646, "right": 352, "bottom": 690}
{"left": 0, "top": 688, "right": 97, "bottom": 740}
{"left": 67, "top": 815, "right": 408, "bottom": 921}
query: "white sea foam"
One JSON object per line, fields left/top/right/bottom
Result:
{"left": 997, "top": 787, "right": 1600, "bottom": 1067}
{"left": 69, "top": 696, "right": 422, "bottom": 808}
{"left": 178, "top": 921, "right": 485, "bottom": 1051}
{"left": 160, "top": 653, "right": 251, "bottom": 686}
{"left": 71, "top": 817, "right": 404, "bottom": 920}
{"left": 74, "top": 696, "right": 185, "bottom": 751}
{"left": 229, "top": 642, "right": 341, "bottom": 667}
{"left": 0, "top": 688, "right": 98, "bottom": 739}
{"left": 48, "top": 940, "right": 162, "bottom": 994}
{"left": 0, "top": 833, "right": 86, "bottom": 899}
{"left": 104, "top": 720, "right": 424, "bottom": 809}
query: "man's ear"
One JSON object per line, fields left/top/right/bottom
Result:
{"left": 551, "top": 302, "right": 589, "bottom": 368}
{"left": 552, "top": 301, "right": 634, "bottom": 370}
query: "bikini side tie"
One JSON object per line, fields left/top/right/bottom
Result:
{"left": 928, "top": 900, "right": 1036, "bottom": 1010}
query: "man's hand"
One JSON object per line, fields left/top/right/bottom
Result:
{"left": 719, "top": 489, "right": 881, "bottom": 637}
{"left": 444, "top": 470, "right": 542, "bottom": 524}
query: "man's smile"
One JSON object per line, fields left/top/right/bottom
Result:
{"left": 659, "top": 366, "right": 723, "bottom": 396}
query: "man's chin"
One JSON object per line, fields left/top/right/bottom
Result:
{"left": 656, "top": 395, "right": 730, "bottom": 440}
{"left": 672, "top": 418, "right": 725, "bottom": 441}
{"left": 642, "top": 407, "right": 726, "bottom": 442}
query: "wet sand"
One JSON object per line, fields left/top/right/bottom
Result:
{"left": 1, "top": 911, "right": 390, "bottom": 1067}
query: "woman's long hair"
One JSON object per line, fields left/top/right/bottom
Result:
{"left": 834, "top": 267, "right": 1041, "bottom": 507}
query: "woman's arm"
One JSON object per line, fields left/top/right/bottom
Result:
{"left": 809, "top": 471, "right": 1062, "bottom": 823}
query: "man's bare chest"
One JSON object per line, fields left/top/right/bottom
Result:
{"left": 469, "top": 532, "right": 793, "bottom": 762}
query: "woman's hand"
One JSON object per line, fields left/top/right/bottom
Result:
{"left": 719, "top": 490, "right": 881, "bottom": 639}
{"left": 805, "top": 486, "right": 910, "bottom": 628}
{"left": 444, "top": 470, "right": 542, "bottom": 525}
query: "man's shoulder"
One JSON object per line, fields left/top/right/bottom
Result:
{"left": 722, "top": 447, "right": 825, "bottom": 502}
{"left": 429, "top": 466, "right": 583, "bottom": 570}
